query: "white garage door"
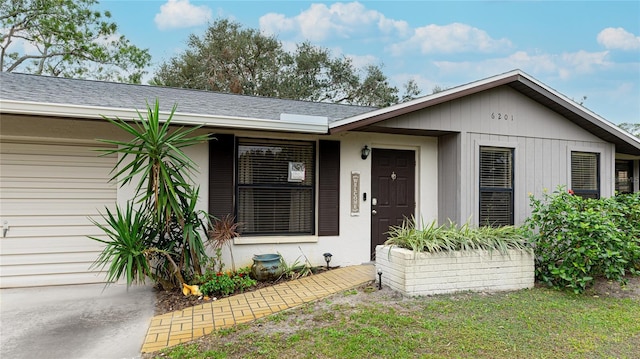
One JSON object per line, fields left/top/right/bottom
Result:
{"left": 0, "top": 140, "right": 117, "bottom": 288}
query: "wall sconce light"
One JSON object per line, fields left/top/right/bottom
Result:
{"left": 323, "top": 252, "right": 333, "bottom": 270}
{"left": 361, "top": 145, "right": 370, "bottom": 160}
{"left": 377, "top": 267, "right": 383, "bottom": 290}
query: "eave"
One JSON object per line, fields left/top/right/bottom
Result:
{"left": 0, "top": 99, "right": 329, "bottom": 134}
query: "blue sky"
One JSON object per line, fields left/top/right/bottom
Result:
{"left": 98, "top": 0, "right": 639, "bottom": 125}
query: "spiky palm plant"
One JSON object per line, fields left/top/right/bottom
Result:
{"left": 91, "top": 100, "right": 210, "bottom": 289}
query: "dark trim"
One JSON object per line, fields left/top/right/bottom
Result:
{"left": 208, "top": 134, "right": 235, "bottom": 220}
{"left": 571, "top": 151, "right": 601, "bottom": 199}
{"left": 318, "top": 140, "right": 340, "bottom": 236}
{"left": 478, "top": 146, "right": 515, "bottom": 227}
{"left": 615, "top": 159, "right": 635, "bottom": 194}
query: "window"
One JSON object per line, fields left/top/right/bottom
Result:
{"left": 237, "top": 138, "right": 315, "bottom": 235}
{"left": 571, "top": 152, "right": 600, "bottom": 199}
{"left": 615, "top": 160, "right": 633, "bottom": 194}
{"left": 479, "top": 147, "right": 514, "bottom": 227}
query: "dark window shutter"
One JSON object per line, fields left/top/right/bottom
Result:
{"left": 209, "top": 134, "right": 235, "bottom": 220}
{"left": 318, "top": 140, "right": 340, "bottom": 236}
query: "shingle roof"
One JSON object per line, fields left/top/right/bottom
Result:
{"left": 0, "top": 72, "right": 375, "bottom": 123}
{"left": 2, "top": 71, "right": 638, "bottom": 155}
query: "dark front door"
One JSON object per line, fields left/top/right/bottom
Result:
{"left": 370, "top": 148, "right": 415, "bottom": 259}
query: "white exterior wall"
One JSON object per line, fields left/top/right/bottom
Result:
{"left": 2, "top": 114, "right": 438, "bottom": 284}
{"left": 225, "top": 131, "right": 439, "bottom": 269}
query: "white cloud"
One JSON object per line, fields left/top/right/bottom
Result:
{"left": 597, "top": 27, "right": 640, "bottom": 50}
{"left": 561, "top": 50, "right": 610, "bottom": 74}
{"left": 259, "top": 1, "right": 409, "bottom": 42}
{"left": 154, "top": 0, "right": 212, "bottom": 30}
{"left": 343, "top": 53, "right": 376, "bottom": 67}
{"left": 259, "top": 13, "right": 296, "bottom": 36}
{"left": 433, "top": 50, "right": 611, "bottom": 80}
{"left": 390, "top": 23, "right": 512, "bottom": 56}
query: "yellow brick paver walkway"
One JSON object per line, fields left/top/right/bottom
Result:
{"left": 141, "top": 264, "right": 375, "bottom": 353}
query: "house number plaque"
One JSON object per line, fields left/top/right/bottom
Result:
{"left": 491, "top": 112, "right": 514, "bottom": 121}
{"left": 351, "top": 171, "right": 360, "bottom": 216}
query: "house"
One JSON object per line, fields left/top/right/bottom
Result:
{"left": 1, "top": 70, "right": 639, "bottom": 288}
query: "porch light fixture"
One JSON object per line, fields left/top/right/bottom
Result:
{"left": 377, "top": 267, "right": 383, "bottom": 290}
{"left": 323, "top": 252, "right": 333, "bottom": 270}
{"left": 361, "top": 145, "right": 370, "bottom": 160}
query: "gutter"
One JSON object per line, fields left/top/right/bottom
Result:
{"left": 0, "top": 99, "right": 329, "bottom": 134}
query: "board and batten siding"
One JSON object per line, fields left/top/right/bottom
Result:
{"left": 463, "top": 133, "right": 613, "bottom": 225}
{"left": 379, "top": 85, "right": 615, "bottom": 226}
{"left": 0, "top": 140, "right": 117, "bottom": 288}
{"left": 438, "top": 133, "right": 461, "bottom": 224}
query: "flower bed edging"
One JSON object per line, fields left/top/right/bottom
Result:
{"left": 375, "top": 245, "right": 534, "bottom": 296}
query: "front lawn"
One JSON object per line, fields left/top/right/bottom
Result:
{"left": 149, "top": 282, "right": 640, "bottom": 359}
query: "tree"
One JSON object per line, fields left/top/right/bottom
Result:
{"left": 618, "top": 122, "right": 640, "bottom": 138}
{"left": 401, "top": 79, "right": 422, "bottom": 102}
{"left": 151, "top": 19, "right": 420, "bottom": 107}
{"left": 431, "top": 84, "right": 448, "bottom": 94}
{"left": 0, "top": 0, "right": 151, "bottom": 83}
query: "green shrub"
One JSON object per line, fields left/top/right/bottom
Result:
{"left": 524, "top": 187, "right": 640, "bottom": 293}
{"left": 197, "top": 266, "right": 257, "bottom": 297}
{"left": 384, "top": 218, "right": 530, "bottom": 254}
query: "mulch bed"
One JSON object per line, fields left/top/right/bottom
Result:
{"left": 153, "top": 268, "right": 332, "bottom": 315}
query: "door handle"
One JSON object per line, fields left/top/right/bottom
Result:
{"left": 372, "top": 209, "right": 377, "bottom": 215}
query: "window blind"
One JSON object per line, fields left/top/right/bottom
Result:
{"left": 479, "top": 147, "right": 514, "bottom": 227}
{"left": 571, "top": 152, "right": 599, "bottom": 199}
{"left": 237, "top": 138, "right": 315, "bottom": 235}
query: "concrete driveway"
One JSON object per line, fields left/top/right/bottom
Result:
{"left": 0, "top": 283, "right": 155, "bottom": 359}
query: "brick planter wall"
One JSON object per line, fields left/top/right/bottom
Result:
{"left": 375, "top": 245, "right": 534, "bottom": 296}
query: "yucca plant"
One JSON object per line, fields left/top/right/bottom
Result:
{"left": 91, "top": 100, "right": 210, "bottom": 289}
{"left": 89, "top": 202, "right": 154, "bottom": 286}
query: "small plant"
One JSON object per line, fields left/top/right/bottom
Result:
{"left": 207, "top": 214, "right": 241, "bottom": 272}
{"left": 278, "top": 248, "right": 315, "bottom": 280}
{"left": 200, "top": 272, "right": 236, "bottom": 296}
{"left": 343, "top": 289, "right": 358, "bottom": 296}
{"left": 197, "top": 265, "right": 257, "bottom": 297}
{"left": 233, "top": 267, "right": 257, "bottom": 293}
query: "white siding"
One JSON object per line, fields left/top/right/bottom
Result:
{"left": 0, "top": 141, "right": 117, "bottom": 288}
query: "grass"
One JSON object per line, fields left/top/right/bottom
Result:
{"left": 152, "top": 287, "right": 640, "bottom": 359}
